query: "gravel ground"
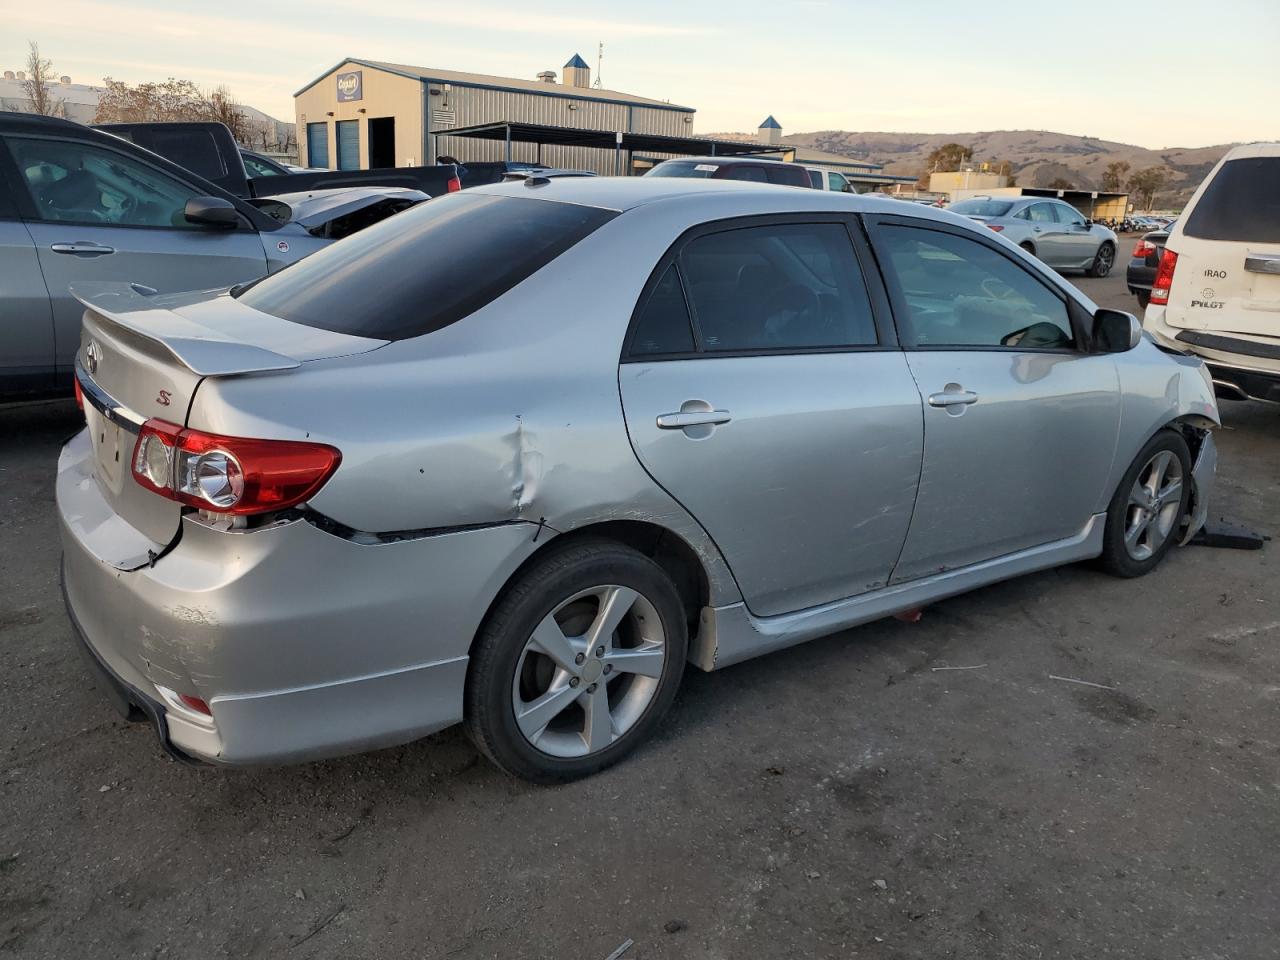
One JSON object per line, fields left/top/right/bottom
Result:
{"left": 1, "top": 265, "right": 1277, "bottom": 959}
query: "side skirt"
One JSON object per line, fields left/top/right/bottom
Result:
{"left": 690, "top": 513, "right": 1105, "bottom": 671}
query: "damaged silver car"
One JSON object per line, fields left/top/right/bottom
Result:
{"left": 58, "top": 178, "right": 1220, "bottom": 782}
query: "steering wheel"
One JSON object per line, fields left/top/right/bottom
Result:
{"left": 980, "top": 276, "right": 1019, "bottom": 301}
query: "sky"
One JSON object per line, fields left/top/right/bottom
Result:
{"left": 1, "top": 0, "right": 1275, "bottom": 148}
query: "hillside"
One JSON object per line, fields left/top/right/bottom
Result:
{"left": 708, "top": 128, "right": 1234, "bottom": 204}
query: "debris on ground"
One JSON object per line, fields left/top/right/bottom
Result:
{"left": 603, "top": 938, "right": 634, "bottom": 960}
{"left": 1048, "top": 674, "right": 1116, "bottom": 691}
{"left": 663, "top": 919, "right": 687, "bottom": 934}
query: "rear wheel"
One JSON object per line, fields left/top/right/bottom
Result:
{"left": 1097, "top": 430, "right": 1191, "bottom": 578}
{"left": 1087, "top": 242, "right": 1116, "bottom": 278}
{"left": 464, "top": 539, "right": 688, "bottom": 783}
{"left": 1019, "top": 241, "right": 1036, "bottom": 257}
{"left": 1136, "top": 290, "right": 1151, "bottom": 309}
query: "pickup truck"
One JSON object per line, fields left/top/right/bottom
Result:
{"left": 97, "top": 120, "right": 462, "bottom": 199}
{"left": 0, "top": 112, "right": 435, "bottom": 399}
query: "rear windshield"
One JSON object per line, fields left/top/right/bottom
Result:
{"left": 949, "top": 198, "right": 1015, "bottom": 217}
{"left": 645, "top": 161, "right": 717, "bottom": 179}
{"left": 1184, "top": 157, "right": 1280, "bottom": 243}
{"left": 236, "top": 193, "right": 616, "bottom": 340}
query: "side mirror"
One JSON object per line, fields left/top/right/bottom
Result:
{"left": 1081, "top": 218, "right": 1093, "bottom": 227}
{"left": 1093, "top": 308, "right": 1142, "bottom": 352}
{"left": 184, "top": 196, "right": 241, "bottom": 228}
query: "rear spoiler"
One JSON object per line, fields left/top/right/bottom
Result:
{"left": 70, "top": 282, "right": 300, "bottom": 377}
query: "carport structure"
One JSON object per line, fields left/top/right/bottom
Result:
{"left": 442, "top": 120, "right": 791, "bottom": 175}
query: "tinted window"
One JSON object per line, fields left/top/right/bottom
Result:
{"left": 724, "top": 166, "right": 768, "bottom": 183}
{"left": 644, "top": 161, "right": 717, "bottom": 179}
{"left": 243, "top": 153, "right": 283, "bottom": 177}
{"left": 1028, "top": 203, "right": 1056, "bottom": 223}
{"left": 630, "top": 265, "right": 695, "bottom": 356}
{"left": 807, "top": 170, "right": 822, "bottom": 188}
{"left": 1184, "top": 157, "right": 1280, "bottom": 242}
{"left": 679, "top": 223, "right": 877, "bottom": 351}
{"left": 1053, "top": 203, "right": 1085, "bottom": 226}
{"left": 878, "top": 225, "right": 1073, "bottom": 349}
{"left": 827, "top": 173, "right": 849, "bottom": 192}
{"left": 119, "top": 128, "right": 228, "bottom": 183}
{"left": 237, "top": 193, "right": 616, "bottom": 340}
{"left": 949, "top": 198, "right": 1015, "bottom": 217}
{"left": 764, "top": 165, "right": 811, "bottom": 188}
{"left": 7, "top": 136, "right": 205, "bottom": 228}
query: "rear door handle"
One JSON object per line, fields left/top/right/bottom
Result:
{"left": 927, "top": 390, "right": 979, "bottom": 407}
{"left": 1244, "top": 253, "right": 1280, "bottom": 275}
{"left": 50, "top": 241, "right": 115, "bottom": 257}
{"left": 656, "top": 409, "right": 732, "bottom": 429}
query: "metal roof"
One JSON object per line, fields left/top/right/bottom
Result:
{"left": 564, "top": 54, "right": 590, "bottom": 69}
{"left": 442, "top": 121, "right": 787, "bottom": 158}
{"left": 759, "top": 115, "right": 782, "bottom": 129}
{"left": 295, "top": 58, "right": 694, "bottom": 112}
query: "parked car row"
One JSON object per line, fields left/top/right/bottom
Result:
{"left": 59, "top": 176, "right": 1219, "bottom": 782}
{"left": 946, "top": 195, "right": 1119, "bottom": 277}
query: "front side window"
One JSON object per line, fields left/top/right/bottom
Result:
{"left": 877, "top": 225, "right": 1074, "bottom": 350}
{"left": 243, "top": 154, "right": 282, "bottom": 177}
{"left": 678, "top": 222, "right": 878, "bottom": 352}
{"left": 1054, "top": 203, "right": 1086, "bottom": 226}
{"left": 828, "top": 173, "right": 849, "bottom": 192}
{"left": 1028, "top": 203, "right": 1057, "bottom": 223}
{"left": 7, "top": 136, "right": 204, "bottom": 228}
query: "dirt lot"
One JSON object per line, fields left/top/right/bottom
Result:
{"left": 2, "top": 266, "right": 1278, "bottom": 960}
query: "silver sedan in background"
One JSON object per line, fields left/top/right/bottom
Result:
{"left": 948, "top": 195, "right": 1119, "bottom": 277}
{"left": 59, "top": 179, "right": 1217, "bottom": 783}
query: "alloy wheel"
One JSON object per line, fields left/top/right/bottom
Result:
{"left": 1123, "top": 450, "right": 1183, "bottom": 561}
{"left": 511, "top": 585, "right": 667, "bottom": 758}
{"left": 1095, "top": 244, "right": 1114, "bottom": 276}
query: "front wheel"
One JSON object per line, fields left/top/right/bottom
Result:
{"left": 464, "top": 539, "right": 688, "bottom": 783}
{"left": 1086, "top": 242, "right": 1116, "bottom": 278}
{"left": 1097, "top": 430, "right": 1191, "bottom": 578}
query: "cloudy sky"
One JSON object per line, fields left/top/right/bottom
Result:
{"left": 2, "top": 0, "right": 1273, "bottom": 147}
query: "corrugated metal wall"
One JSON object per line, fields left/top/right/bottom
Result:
{"left": 430, "top": 83, "right": 693, "bottom": 175}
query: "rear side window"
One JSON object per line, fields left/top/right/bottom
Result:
{"left": 237, "top": 193, "right": 616, "bottom": 340}
{"left": 764, "top": 165, "right": 810, "bottom": 188}
{"left": 629, "top": 265, "right": 695, "bottom": 356}
{"left": 723, "top": 166, "right": 767, "bottom": 183}
{"left": 678, "top": 222, "right": 877, "bottom": 351}
{"left": 1184, "top": 157, "right": 1280, "bottom": 243}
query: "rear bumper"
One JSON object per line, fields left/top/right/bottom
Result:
{"left": 1142, "top": 309, "right": 1280, "bottom": 403}
{"left": 57, "top": 428, "right": 543, "bottom": 765}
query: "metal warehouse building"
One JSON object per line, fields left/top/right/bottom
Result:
{"left": 294, "top": 55, "right": 697, "bottom": 175}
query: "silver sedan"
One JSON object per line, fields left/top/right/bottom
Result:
{"left": 948, "top": 196, "right": 1119, "bottom": 277}
{"left": 59, "top": 179, "right": 1219, "bottom": 782}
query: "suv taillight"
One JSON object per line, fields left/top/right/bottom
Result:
{"left": 1150, "top": 249, "right": 1178, "bottom": 305}
{"left": 132, "top": 419, "right": 341, "bottom": 515}
{"left": 447, "top": 176, "right": 462, "bottom": 192}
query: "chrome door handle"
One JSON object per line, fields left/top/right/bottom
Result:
{"left": 1244, "top": 253, "right": 1280, "bottom": 275}
{"left": 656, "top": 409, "right": 732, "bottom": 429}
{"left": 50, "top": 242, "right": 115, "bottom": 256}
{"left": 927, "top": 390, "right": 979, "bottom": 407}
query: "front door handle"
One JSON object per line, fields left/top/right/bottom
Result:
{"left": 50, "top": 241, "right": 115, "bottom": 257}
{"left": 656, "top": 409, "right": 732, "bottom": 429}
{"left": 927, "top": 389, "right": 979, "bottom": 408}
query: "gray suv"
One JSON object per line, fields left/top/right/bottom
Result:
{"left": 948, "top": 196, "right": 1118, "bottom": 277}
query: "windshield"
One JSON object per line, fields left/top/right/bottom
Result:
{"left": 949, "top": 198, "right": 1015, "bottom": 217}
{"left": 236, "top": 193, "right": 616, "bottom": 340}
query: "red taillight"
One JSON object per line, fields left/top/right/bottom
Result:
{"left": 131, "top": 419, "right": 341, "bottom": 515}
{"left": 986, "top": 223, "right": 1004, "bottom": 232}
{"left": 1132, "top": 239, "right": 1156, "bottom": 258}
{"left": 446, "top": 176, "right": 462, "bottom": 193}
{"left": 73, "top": 377, "right": 84, "bottom": 413}
{"left": 178, "top": 694, "right": 212, "bottom": 716}
{"left": 1150, "top": 249, "right": 1178, "bottom": 305}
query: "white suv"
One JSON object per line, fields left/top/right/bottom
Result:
{"left": 1143, "top": 143, "right": 1280, "bottom": 403}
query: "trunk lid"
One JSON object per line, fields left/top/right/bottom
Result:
{"left": 71, "top": 282, "right": 385, "bottom": 550}
{"left": 1166, "top": 151, "right": 1280, "bottom": 337}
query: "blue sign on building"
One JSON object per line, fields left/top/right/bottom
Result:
{"left": 336, "top": 70, "right": 363, "bottom": 103}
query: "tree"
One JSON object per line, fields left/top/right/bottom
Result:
{"left": 1047, "top": 177, "right": 1075, "bottom": 190}
{"left": 94, "top": 77, "right": 250, "bottom": 145}
{"left": 925, "top": 142, "right": 974, "bottom": 173}
{"left": 1101, "top": 160, "right": 1130, "bottom": 192}
{"left": 22, "top": 41, "right": 64, "bottom": 117}
{"left": 1126, "top": 166, "right": 1171, "bottom": 210}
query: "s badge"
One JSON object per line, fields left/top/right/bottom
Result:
{"left": 156, "top": 390, "right": 172, "bottom": 407}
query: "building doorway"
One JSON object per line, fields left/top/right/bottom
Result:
{"left": 369, "top": 117, "right": 396, "bottom": 168}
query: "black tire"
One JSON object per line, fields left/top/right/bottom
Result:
{"left": 1097, "top": 429, "right": 1191, "bottom": 578}
{"left": 1019, "top": 241, "right": 1036, "bottom": 257}
{"left": 1136, "top": 290, "right": 1151, "bottom": 309}
{"left": 1087, "top": 241, "right": 1116, "bottom": 278}
{"left": 464, "top": 538, "right": 688, "bottom": 783}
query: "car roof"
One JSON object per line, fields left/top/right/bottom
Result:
{"left": 467, "top": 174, "right": 962, "bottom": 221}
{"left": 1222, "top": 142, "right": 1280, "bottom": 161}
{"left": 0, "top": 110, "right": 89, "bottom": 135}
